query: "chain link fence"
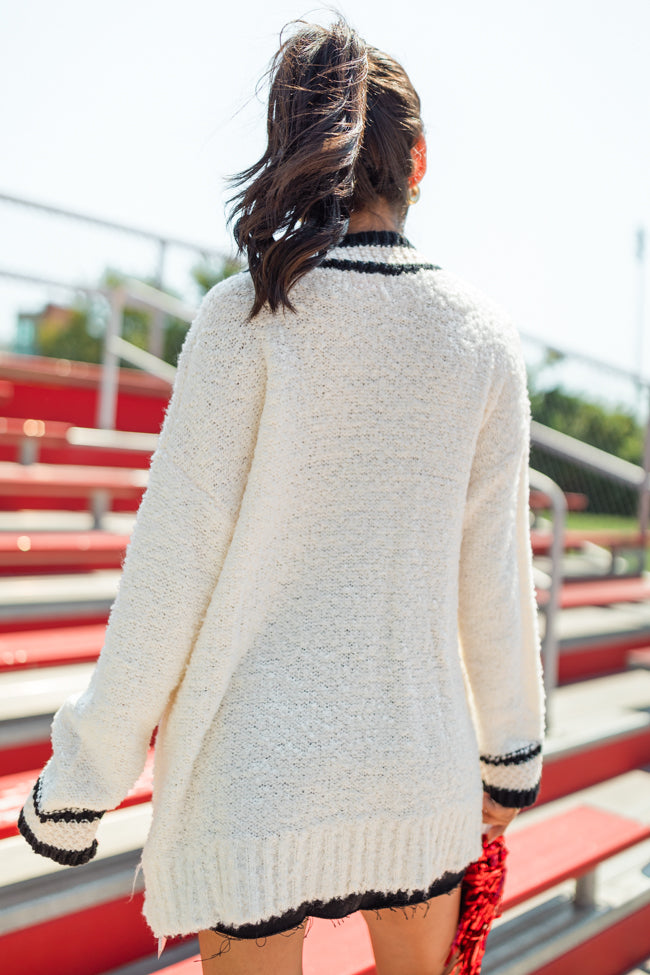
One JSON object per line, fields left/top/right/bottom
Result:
{"left": 522, "top": 334, "right": 648, "bottom": 525}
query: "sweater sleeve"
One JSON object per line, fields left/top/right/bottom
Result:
{"left": 19, "top": 279, "right": 266, "bottom": 866}
{"left": 457, "top": 336, "right": 545, "bottom": 809}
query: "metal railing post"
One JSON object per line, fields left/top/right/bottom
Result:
{"left": 97, "top": 287, "right": 124, "bottom": 432}
{"left": 638, "top": 387, "right": 650, "bottom": 545}
{"left": 529, "top": 469, "right": 566, "bottom": 727}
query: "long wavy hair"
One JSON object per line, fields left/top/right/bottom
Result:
{"left": 228, "top": 19, "right": 423, "bottom": 319}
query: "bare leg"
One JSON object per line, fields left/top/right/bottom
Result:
{"left": 360, "top": 885, "right": 462, "bottom": 975}
{"left": 198, "top": 920, "right": 307, "bottom": 975}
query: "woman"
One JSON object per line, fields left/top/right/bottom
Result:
{"left": 19, "top": 18, "right": 544, "bottom": 975}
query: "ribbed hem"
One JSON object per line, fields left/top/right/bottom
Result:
{"left": 142, "top": 810, "right": 482, "bottom": 938}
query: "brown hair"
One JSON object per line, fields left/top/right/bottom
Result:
{"left": 228, "top": 18, "right": 423, "bottom": 319}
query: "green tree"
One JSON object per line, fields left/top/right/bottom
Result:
{"left": 35, "top": 306, "right": 103, "bottom": 362}
{"left": 529, "top": 383, "right": 644, "bottom": 515}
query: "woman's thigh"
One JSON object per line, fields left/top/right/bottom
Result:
{"left": 360, "top": 885, "right": 461, "bottom": 975}
{"left": 198, "top": 920, "right": 307, "bottom": 975}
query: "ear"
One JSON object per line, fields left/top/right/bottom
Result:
{"left": 410, "top": 133, "right": 427, "bottom": 185}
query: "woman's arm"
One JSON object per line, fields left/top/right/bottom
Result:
{"left": 458, "top": 335, "right": 545, "bottom": 810}
{"left": 19, "top": 278, "right": 266, "bottom": 865}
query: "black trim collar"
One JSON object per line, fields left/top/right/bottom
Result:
{"left": 320, "top": 258, "right": 440, "bottom": 275}
{"left": 338, "top": 230, "right": 413, "bottom": 249}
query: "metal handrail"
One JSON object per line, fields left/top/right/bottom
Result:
{"left": 107, "top": 336, "right": 177, "bottom": 385}
{"left": 531, "top": 421, "right": 646, "bottom": 489}
{"left": 0, "top": 192, "right": 221, "bottom": 258}
{"left": 97, "top": 282, "right": 195, "bottom": 429}
{"left": 117, "top": 278, "right": 197, "bottom": 323}
{"left": 67, "top": 426, "right": 158, "bottom": 452}
{"left": 521, "top": 330, "right": 650, "bottom": 392}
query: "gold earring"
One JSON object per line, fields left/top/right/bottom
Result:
{"left": 407, "top": 183, "right": 421, "bottom": 205}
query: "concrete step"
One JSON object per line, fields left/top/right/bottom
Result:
{"left": 541, "top": 670, "right": 650, "bottom": 804}
{"left": 0, "top": 570, "right": 118, "bottom": 628}
{"left": 0, "top": 662, "right": 94, "bottom": 722}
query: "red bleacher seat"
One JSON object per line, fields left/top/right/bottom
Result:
{"left": 0, "top": 461, "right": 147, "bottom": 498}
{"left": 530, "top": 529, "right": 645, "bottom": 556}
{"left": 0, "top": 533, "right": 129, "bottom": 575}
{"left": 543, "top": 576, "right": 650, "bottom": 610}
{"left": 0, "top": 622, "right": 106, "bottom": 670}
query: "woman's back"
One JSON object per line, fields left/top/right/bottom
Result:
{"left": 131, "top": 227, "right": 541, "bottom": 936}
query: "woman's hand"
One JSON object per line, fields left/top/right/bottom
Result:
{"left": 482, "top": 793, "right": 520, "bottom": 842}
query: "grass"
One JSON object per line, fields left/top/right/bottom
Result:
{"left": 565, "top": 513, "right": 640, "bottom": 532}
{"left": 561, "top": 512, "right": 650, "bottom": 571}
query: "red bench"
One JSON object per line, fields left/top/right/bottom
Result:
{"left": 537, "top": 576, "right": 650, "bottom": 610}
{"left": 0, "top": 351, "right": 170, "bottom": 432}
{"left": 0, "top": 461, "right": 147, "bottom": 520}
{"left": 530, "top": 490, "right": 588, "bottom": 513}
{"left": 0, "top": 415, "right": 158, "bottom": 467}
{"left": 0, "top": 461, "right": 148, "bottom": 499}
{"left": 0, "top": 417, "right": 72, "bottom": 463}
{"left": 0, "top": 532, "right": 129, "bottom": 575}
{"left": 0, "top": 623, "right": 106, "bottom": 671}
{"left": 530, "top": 529, "right": 645, "bottom": 557}
{"left": 558, "top": 634, "right": 650, "bottom": 683}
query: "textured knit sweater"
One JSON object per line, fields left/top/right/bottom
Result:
{"left": 19, "top": 230, "right": 545, "bottom": 939}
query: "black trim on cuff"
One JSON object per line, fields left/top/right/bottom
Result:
{"left": 480, "top": 743, "right": 542, "bottom": 767}
{"left": 18, "top": 809, "right": 98, "bottom": 866}
{"left": 482, "top": 781, "right": 540, "bottom": 809}
{"left": 33, "top": 776, "right": 105, "bottom": 824}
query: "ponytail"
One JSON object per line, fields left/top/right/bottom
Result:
{"left": 228, "top": 19, "right": 422, "bottom": 319}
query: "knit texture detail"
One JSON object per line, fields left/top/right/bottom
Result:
{"left": 19, "top": 239, "right": 545, "bottom": 937}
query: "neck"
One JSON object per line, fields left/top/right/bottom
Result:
{"left": 346, "top": 198, "right": 405, "bottom": 235}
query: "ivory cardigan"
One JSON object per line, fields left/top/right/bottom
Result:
{"left": 19, "top": 230, "right": 545, "bottom": 938}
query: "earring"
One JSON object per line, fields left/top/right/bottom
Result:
{"left": 407, "top": 183, "right": 421, "bottom": 205}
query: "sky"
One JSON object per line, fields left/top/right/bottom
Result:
{"left": 1, "top": 0, "right": 649, "bottom": 404}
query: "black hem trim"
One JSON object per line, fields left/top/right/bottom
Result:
{"left": 320, "top": 259, "right": 440, "bottom": 276}
{"left": 210, "top": 868, "right": 466, "bottom": 940}
{"left": 480, "top": 743, "right": 542, "bottom": 767}
{"left": 339, "top": 230, "right": 413, "bottom": 249}
{"left": 483, "top": 781, "right": 540, "bottom": 808}
{"left": 17, "top": 809, "right": 98, "bottom": 866}
{"left": 33, "top": 777, "right": 105, "bottom": 824}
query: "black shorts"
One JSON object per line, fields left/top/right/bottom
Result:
{"left": 210, "top": 867, "right": 466, "bottom": 940}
